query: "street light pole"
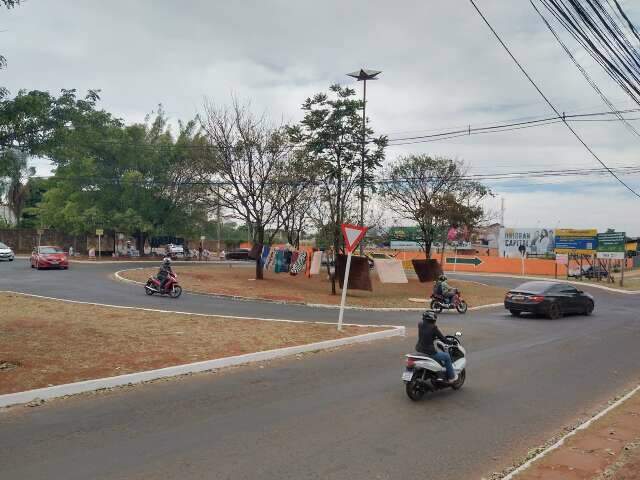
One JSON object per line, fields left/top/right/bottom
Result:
{"left": 347, "top": 68, "right": 381, "bottom": 256}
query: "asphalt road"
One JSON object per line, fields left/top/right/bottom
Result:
{"left": 1, "top": 259, "right": 639, "bottom": 479}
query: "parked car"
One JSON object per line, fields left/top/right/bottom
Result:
{"left": 165, "top": 243, "right": 184, "bottom": 257}
{"left": 504, "top": 281, "right": 594, "bottom": 319}
{"left": 573, "top": 265, "right": 609, "bottom": 279}
{"left": 0, "top": 241, "right": 14, "bottom": 261}
{"left": 225, "top": 248, "right": 251, "bottom": 261}
{"left": 31, "top": 246, "right": 69, "bottom": 270}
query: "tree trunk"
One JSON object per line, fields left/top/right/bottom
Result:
{"left": 255, "top": 226, "right": 264, "bottom": 280}
{"left": 424, "top": 240, "right": 432, "bottom": 261}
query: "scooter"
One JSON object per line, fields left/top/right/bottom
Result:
{"left": 430, "top": 290, "right": 468, "bottom": 314}
{"left": 144, "top": 272, "right": 183, "bottom": 298}
{"left": 402, "top": 332, "right": 467, "bottom": 401}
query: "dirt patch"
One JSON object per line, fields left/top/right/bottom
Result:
{"left": 120, "top": 265, "right": 507, "bottom": 308}
{"left": 0, "top": 293, "right": 382, "bottom": 395}
{"left": 512, "top": 388, "right": 640, "bottom": 479}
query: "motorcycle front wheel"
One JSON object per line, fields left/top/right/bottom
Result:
{"left": 430, "top": 300, "right": 443, "bottom": 314}
{"left": 405, "top": 379, "right": 426, "bottom": 401}
{"left": 456, "top": 301, "right": 468, "bottom": 314}
{"left": 169, "top": 285, "right": 183, "bottom": 299}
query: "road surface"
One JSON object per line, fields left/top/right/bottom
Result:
{"left": 1, "top": 259, "right": 638, "bottom": 479}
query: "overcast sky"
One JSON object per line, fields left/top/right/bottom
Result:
{"left": 2, "top": 1, "right": 640, "bottom": 235}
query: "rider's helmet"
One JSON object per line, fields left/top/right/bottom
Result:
{"left": 422, "top": 310, "right": 438, "bottom": 324}
{"left": 163, "top": 257, "right": 172, "bottom": 266}
{"left": 439, "top": 274, "right": 447, "bottom": 282}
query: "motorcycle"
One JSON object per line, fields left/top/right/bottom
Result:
{"left": 402, "top": 332, "right": 467, "bottom": 401}
{"left": 145, "top": 272, "right": 183, "bottom": 298}
{"left": 430, "top": 290, "right": 468, "bottom": 314}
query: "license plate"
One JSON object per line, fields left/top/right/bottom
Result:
{"left": 402, "top": 370, "right": 414, "bottom": 381}
{"left": 512, "top": 295, "right": 525, "bottom": 301}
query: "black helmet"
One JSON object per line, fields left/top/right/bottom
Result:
{"left": 422, "top": 310, "right": 438, "bottom": 323}
{"left": 439, "top": 274, "right": 447, "bottom": 282}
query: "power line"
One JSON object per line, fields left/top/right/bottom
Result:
{"left": 468, "top": 0, "right": 640, "bottom": 199}
{"left": 27, "top": 164, "right": 640, "bottom": 187}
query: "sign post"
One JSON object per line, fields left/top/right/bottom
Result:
{"left": 338, "top": 224, "right": 368, "bottom": 331}
{"left": 37, "top": 228, "right": 44, "bottom": 252}
{"left": 96, "top": 229, "right": 104, "bottom": 261}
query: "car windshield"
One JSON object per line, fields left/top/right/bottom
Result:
{"left": 512, "top": 281, "right": 554, "bottom": 294}
{"left": 0, "top": 242, "right": 8, "bottom": 249}
{"left": 39, "top": 247, "right": 63, "bottom": 254}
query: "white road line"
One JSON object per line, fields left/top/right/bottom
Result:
{"left": 0, "top": 290, "right": 405, "bottom": 408}
{"left": 501, "top": 384, "right": 640, "bottom": 479}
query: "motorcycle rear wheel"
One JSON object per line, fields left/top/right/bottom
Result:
{"left": 405, "top": 379, "right": 426, "bottom": 401}
{"left": 456, "top": 301, "right": 468, "bottom": 314}
{"left": 430, "top": 300, "right": 443, "bottom": 314}
{"left": 169, "top": 285, "right": 183, "bottom": 299}
{"left": 145, "top": 281, "right": 155, "bottom": 295}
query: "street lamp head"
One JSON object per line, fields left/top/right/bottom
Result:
{"left": 346, "top": 68, "right": 382, "bottom": 81}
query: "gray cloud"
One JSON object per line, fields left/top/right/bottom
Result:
{"left": 2, "top": 0, "right": 639, "bottom": 234}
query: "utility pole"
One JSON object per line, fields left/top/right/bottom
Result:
{"left": 500, "top": 197, "right": 505, "bottom": 226}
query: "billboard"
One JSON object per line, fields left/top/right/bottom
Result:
{"left": 597, "top": 232, "right": 625, "bottom": 260}
{"left": 499, "top": 228, "right": 555, "bottom": 257}
{"left": 555, "top": 229, "right": 598, "bottom": 255}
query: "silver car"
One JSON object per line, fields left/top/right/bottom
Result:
{"left": 0, "top": 241, "right": 15, "bottom": 261}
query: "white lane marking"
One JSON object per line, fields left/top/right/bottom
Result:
{"left": 502, "top": 384, "right": 640, "bottom": 479}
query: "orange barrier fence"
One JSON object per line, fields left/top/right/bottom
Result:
{"left": 400, "top": 255, "right": 567, "bottom": 276}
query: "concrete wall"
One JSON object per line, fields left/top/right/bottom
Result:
{"left": 0, "top": 229, "right": 89, "bottom": 253}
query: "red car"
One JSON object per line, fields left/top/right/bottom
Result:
{"left": 31, "top": 246, "right": 69, "bottom": 270}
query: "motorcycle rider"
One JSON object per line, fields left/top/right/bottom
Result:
{"left": 157, "top": 257, "right": 173, "bottom": 292}
{"left": 415, "top": 310, "right": 458, "bottom": 383}
{"left": 435, "top": 274, "right": 456, "bottom": 304}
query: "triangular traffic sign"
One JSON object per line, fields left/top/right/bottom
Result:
{"left": 341, "top": 223, "right": 368, "bottom": 253}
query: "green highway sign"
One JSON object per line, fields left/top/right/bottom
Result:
{"left": 597, "top": 232, "right": 625, "bottom": 259}
{"left": 446, "top": 257, "right": 483, "bottom": 266}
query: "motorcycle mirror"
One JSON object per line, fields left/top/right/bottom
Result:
{"left": 455, "top": 331, "right": 462, "bottom": 337}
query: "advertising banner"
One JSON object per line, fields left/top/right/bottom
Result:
{"left": 555, "top": 229, "right": 598, "bottom": 255}
{"left": 597, "top": 232, "right": 625, "bottom": 260}
{"left": 499, "top": 228, "right": 555, "bottom": 257}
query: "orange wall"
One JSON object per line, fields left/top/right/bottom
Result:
{"left": 400, "top": 254, "right": 566, "bottom": 276}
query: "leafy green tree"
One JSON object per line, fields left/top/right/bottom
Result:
{"left": 380, "top": 155, "right": 492, "bottom": 260}
{"left": 289, "top": 84, "right": 386, "bottom": 293}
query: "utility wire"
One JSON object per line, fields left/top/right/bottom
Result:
{"left": 531, "top": 0, "right": 640, "bottom": 138}
{"left": 468, "top": 0, "right": 640, "bottom": 198}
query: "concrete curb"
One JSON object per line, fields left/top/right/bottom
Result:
{"left": 501, "top": 384, "right": 640, "bottom": 479}
{"left": 113, "top": 268, "right": 504, "bottom": 313}
{"left": 0, "top": 291, "right": 405, "bottom": 408}
{"left": 449, "top": 271, "right": 640, "bottom": 295}
{"left": 0, "top": 328, "right": 403, "bottom": 409}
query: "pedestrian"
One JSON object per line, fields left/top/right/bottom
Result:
{"left": 198, "top": 243, "right": 203, "bottom": 261}
{"left": 68, "top": 246, "right": 74, "bottom": 257}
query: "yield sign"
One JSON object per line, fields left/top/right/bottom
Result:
{"left": 341, "top": 223, "right": 368, "bottom": 253}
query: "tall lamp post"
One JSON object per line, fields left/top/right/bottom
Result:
{"left": 347, "top": 68, "right": 381, "bottom": 255}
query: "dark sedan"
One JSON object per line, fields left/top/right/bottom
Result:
{"left": 504, "top": 281, "right": 594, "bottom": 319}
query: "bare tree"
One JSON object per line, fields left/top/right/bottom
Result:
{"left": 380, "top": 155, "right": 492, "bottom": 260}
{"left": 200, "top": 98, "right": 312, "bottom": 279}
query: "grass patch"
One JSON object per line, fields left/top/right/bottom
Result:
{"left": 120, "top": 265, "right": 508, "bottom": 308}
{"left": 0, "top": 293, "right": 382, "bottom": 395}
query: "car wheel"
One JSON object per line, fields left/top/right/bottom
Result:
{"left": 548, "top": 303, "right": 562, "bottom": 320}
{"left": 584, "top": 300, "right": 594, "bottom": 316}
{"left": 510, "top": 309, "right": 521, "bottom": 317}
